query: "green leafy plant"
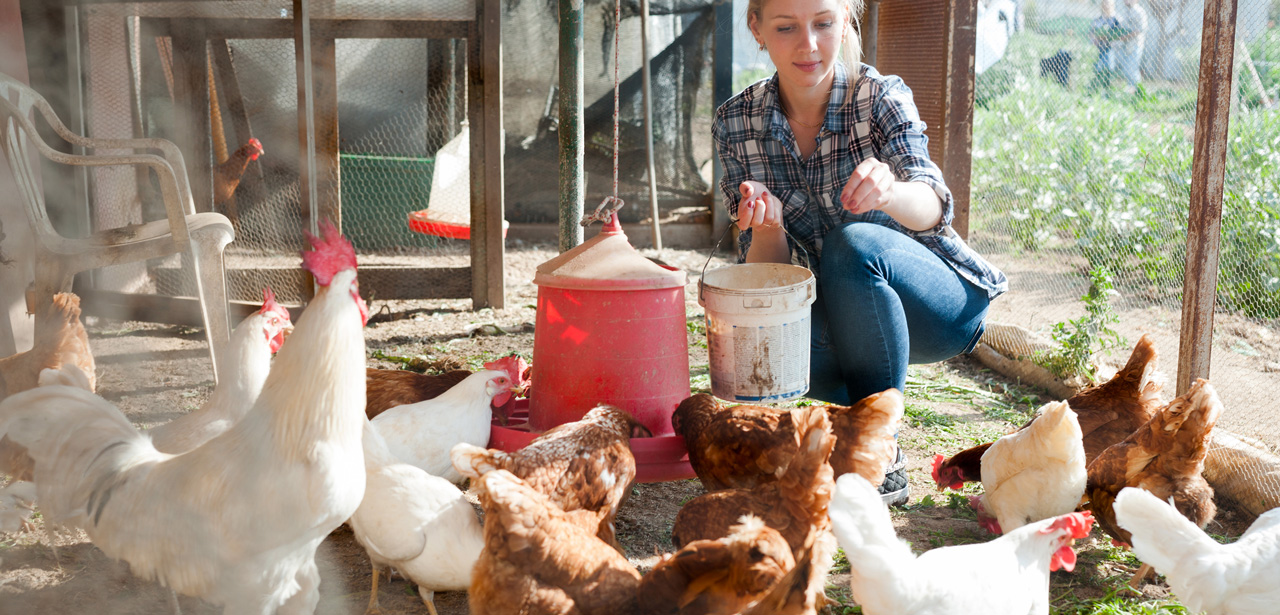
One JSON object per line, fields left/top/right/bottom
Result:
{"left": 1035, "top": 267, "right": 1128, "bottom": 382}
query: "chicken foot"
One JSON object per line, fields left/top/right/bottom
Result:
{"left": 1127, "top": 563, "right": 1154, "bottom": 591}
{"left": 166, "top": 587, "right": 182, "bottom": 615}
{"left": 365, "top": 565, "right": 386, "bottom": 615}
{"left": 419, "top": 586, "right": 439, "bottom": 615}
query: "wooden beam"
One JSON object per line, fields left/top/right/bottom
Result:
{"left": 943, "top": 0, "right": 977, "bottom": 239}
{"left": 168, "top": 20, "right": 212, "bottom": 212}
{"left": 313, "top": 36, "right": 341, "bottom": 230}
{"left": 469, "top": 0, "right": 505, "bottom": 309}
{"left": 710, "top": 0, "right": 733, "bottom": 243}
{"left": 144, "top": 18, "right": 470, "bottom": 41}
{"left": 1177, "top": 0, "right": 1238, "bottom": 395}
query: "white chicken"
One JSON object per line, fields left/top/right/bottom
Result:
{"left": 977, "top": 400, "right": 1087, "bottom": 534}
{"left": 350, "top": 421, "right": 483, "bottom": 615}
{"left": 148, "top": 288, "right": 292, "bottom": 454}
{"left": 829, "top": 472, "right": 1094, "bottom": 615}
{"left": 0, "top": 480, "right": 36, "bottom": 532}
{"left": 369, "top": 370, "right": 516, "bottom": 483}
{"left": 0, "top": 220, "right": 369, "bottom": 614}
{"left": 1114, "top": 486, "right": 1280, "bottom": 615}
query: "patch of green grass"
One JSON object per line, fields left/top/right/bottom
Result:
{"left": 689, "top": 364, "right": 711, "bottom": 395}
{"left": 1051, "top": 586, "right": 1189, "bottom": 615}
{"left": 830, "top": 548, "right": 851, "bottom": 574}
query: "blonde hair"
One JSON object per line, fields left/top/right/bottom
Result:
{"left": 747, "top": 0, "right": 866, "bottom": 68}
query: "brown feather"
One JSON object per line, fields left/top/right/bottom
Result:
{"left": 0, "top": 292, "right": 95, "bottom": 481}
{"left": 1084, "top": 378, "right": 1221, "bottom": 545}
{"left": 364, "top": 368, "right": 471, "bottom": 419}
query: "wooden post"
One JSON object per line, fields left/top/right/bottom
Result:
{"left": 170, "top": 21, "right": 212, "bottom": 213}
{"left": 943, "top": 0, "right": 976, "bottom": 239}
{"left": 1177, "top": 0, "right": 1238, "bottom": 395}
{"left": 558, "top": 0, "right": 584, "bottom": 252}
{"left": 470, "top": 0, "right": 504, "bottom": 308}
{"left": 861, "top": 0, "right": 879, "bottom": 66}
{"left": 710, "top": 0, "right": 733, "bottom": 242}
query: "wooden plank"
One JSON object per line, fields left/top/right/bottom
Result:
{"left": 106, "top": 265, "right": 474, "bottom": 319}
{"left": 168, "top": 20, "right": 212, "bottom": 212}
{"left": 710, "top": 0, "right": 733, "bottom": 242}
{"left": 144, "top": 18, "right": 470, "bottom": 40}
{"left": 942, "top": 0, "right": 976, "bottom": 239}
{"left": 293, "top": 0, "right": 316, "bottom": 301}
{"left": 1177, "top": 0, "right": 1238, "bottom": 395}
{"left": 313, "top": 36, "right": 341, "bottom": 230}
{"left": 481, "top": 0, "right": 504, "bottom": 309}
{"left": 78, "top": 289, "right": 299, "bottom": 327}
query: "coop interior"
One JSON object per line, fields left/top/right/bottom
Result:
{"left": 2, "top": 0, "right": 1280, "bottom": 613}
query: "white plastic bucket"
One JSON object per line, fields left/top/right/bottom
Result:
{"left": 698, "top": 263, "right": 817, "bottom": 403}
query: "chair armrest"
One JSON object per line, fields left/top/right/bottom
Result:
{"left": 31, "top": 98, "right": 196, "bottom": 215}
{"left": 29, "top": 143, "right": 193, "bottom": 248}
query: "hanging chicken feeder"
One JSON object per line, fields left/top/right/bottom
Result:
{"left": 488, "top": 208, "right": 695, "bottom": 482}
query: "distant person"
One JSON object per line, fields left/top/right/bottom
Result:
{"left": 1089, "top": 0, "right": 1120, "bottom": 86}
{"left": 1115, "top": 0, "right": 1147, "bottom": 88}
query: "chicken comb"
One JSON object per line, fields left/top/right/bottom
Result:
{"left": 301, "top": 219, "right": 357, "bottom": 287}
{"left": 930, "top": 453, "right": 945, "bottom": 484}
{"left": 484, "top": 355, "right": 531, "bottom": 391}
{"left": 257, "top": 287, "right": 290, "bottom": 321}
{"left": 1041, "top": 511, "right": 1095, "bottom": 539}
{"left": 248, "top": 138, "right": 264, "bottom": 160}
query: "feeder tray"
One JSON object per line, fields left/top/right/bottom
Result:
{"left": 488, "top": 399, "right": 695, "bottom": 483}
{"left": 407, "top": 209, "right": 509, "bottom": 240}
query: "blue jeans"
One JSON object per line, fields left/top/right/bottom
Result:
{"left": 808, "top": 222, "right": 990, "bottom": 405}
{"left": 1117, "top": 43, "right": 1143, "bottom": 86}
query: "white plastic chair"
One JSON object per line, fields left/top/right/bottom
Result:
{"left": 0, "top": 72, "right": 234, "bottom": 383}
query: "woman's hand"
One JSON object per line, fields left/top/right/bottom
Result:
{"left": 840, "top": 157, "right": 896, "bottom": 215}
{"left": 738, "top": 180, "right": 784, "bottom": 231}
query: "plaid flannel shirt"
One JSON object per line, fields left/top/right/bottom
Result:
{"left": 713, "top": 63, "right": 1008, "bottom": 299}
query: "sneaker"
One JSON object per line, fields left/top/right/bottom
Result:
{"left": 877, "top": 446, "right": 910, "bottom": 507}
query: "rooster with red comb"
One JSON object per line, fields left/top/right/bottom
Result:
{"left": 0, "top": 219, "right": 371, "bottom": 612}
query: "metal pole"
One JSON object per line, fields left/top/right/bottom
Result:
{"left": 294, "top": 0, "right": 318, "bottom": 236}
{"left": 558, "top": 0, "right": 584, "bottom": 252}
{"left": 1176, "top": 0, "right": 1238, "bottom": 395}
{"left": 640, "top": 0, "right": 662, "bottom": 251}
{"left": 710, "top": 0, "right": 734, "bottom": 242}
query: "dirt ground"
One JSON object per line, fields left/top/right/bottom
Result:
{"left": 0, "top": 240, "right": 1260, "bottom": 614}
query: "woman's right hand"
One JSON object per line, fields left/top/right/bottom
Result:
{"left": 738, "top": 180, "right": 783, "bottom": 232}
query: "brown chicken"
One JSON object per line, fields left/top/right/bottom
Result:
{"left": 637, "top": 515, "right": 794, "bottom": 615}
{"left": 932, "top": 334, "right": 1163, "bottom": 490}
{"left": 469, "top": 468, "right": 641, "bottom": 615}
{"left": 0, "top": 292, "right": 95, "bottom": 481}
{"left": 1084, "top": 378, "right": 1221, "bottom": 546}
{"left": 673, "top": 389, "right": 903, "bottom": 492}
{"left": 451, "top": 403, "right": 649, "bottom": 550}
{"left": 213, "top": 138, "right": 263, "bottom": 207}
{"left": 738, "top": 521, "right": 821, "bottom": 615}
{"left": 671, "top": 405, "right": 836, "bottom": 613}
{"left": 365, "top": 368, "right": 471, "bottom": 419}
{"left": 366, "top": 354, "right": 530, "bottom": 421}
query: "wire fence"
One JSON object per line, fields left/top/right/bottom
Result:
{"left": 968, "top": 0, "right": 1280, "bottom": 455}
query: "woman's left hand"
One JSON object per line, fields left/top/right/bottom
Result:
{"left": 840, "top": 157, "right": 896, "bottom": 215}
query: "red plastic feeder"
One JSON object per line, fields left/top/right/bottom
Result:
{"left": 407, "top": 209, "right": 509, "bottom": 240}
{"left": 487, "top": 213, "right": 695, "bottom": 482}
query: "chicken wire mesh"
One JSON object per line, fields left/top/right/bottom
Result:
{"left": 502, "top": 0, "right": 716, "bottom": 224}
{"left": 967, "top": 0, "right": 1280, "bottom": 472}
{"left": 71, "top": 1, "right": 479, "bottom": 307}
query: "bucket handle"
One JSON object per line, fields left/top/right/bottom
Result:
{"left": 700, "top": 222, "right": 813, "bottom": 282}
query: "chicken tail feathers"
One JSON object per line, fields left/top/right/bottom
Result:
{"left": 450, "top": 442, "right": 505, "bottom": 479}
{"left": 1114, "top": 487, "right": 1219, "bottom": 574}
{"left": 0, "top": 386, "right": 160, "bottom": 526}
{"left": 777, "top": 406, "right": 836, "bottom": 523}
